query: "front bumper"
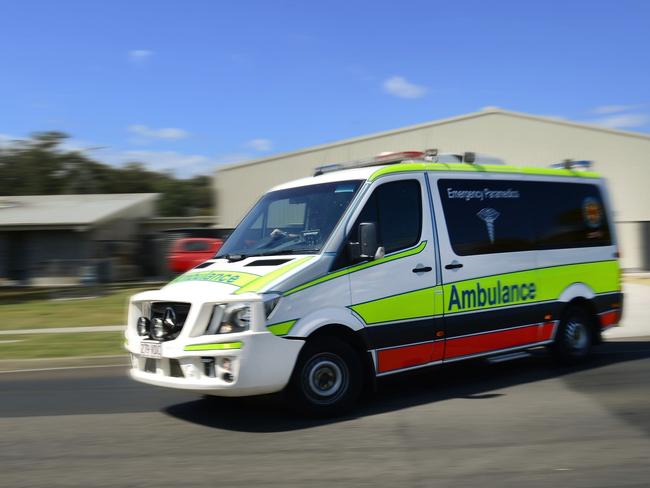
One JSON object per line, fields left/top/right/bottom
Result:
{"left": 126, "top": 331, "right": 304, "bottom": 397}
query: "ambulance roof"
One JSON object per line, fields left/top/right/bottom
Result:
{"left": 271, "top": 159, "right": 601, "bottom": 192}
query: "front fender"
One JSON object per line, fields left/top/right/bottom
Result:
{"left": 289, "top": 307, "right": 365, "bottom": 338}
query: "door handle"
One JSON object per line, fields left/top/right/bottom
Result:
{"left": 445, "top": 262, "right": 463, "bottom": 270}
{"left": 412, "top": 266, "right": 432, "bottom": 273}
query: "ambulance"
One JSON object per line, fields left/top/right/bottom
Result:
{"left": 125, "top": 151, "right": 623, "bottom": 415}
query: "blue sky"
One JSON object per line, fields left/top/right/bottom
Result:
{"left": 1, "top": 0, "right": 649, "bottom": 176}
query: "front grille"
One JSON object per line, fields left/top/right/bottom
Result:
{"left": 148, "top": 302, "right": 191, "bottom": 341}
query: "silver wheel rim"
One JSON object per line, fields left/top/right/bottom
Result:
{"left": 302, "top": 353, "right": 348, "bottom": 405}
{"left": 565, "top": 319, "right": 589, "bottom": 352}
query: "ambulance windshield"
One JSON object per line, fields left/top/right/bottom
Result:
{"left": 217, "top": 180, "right": 363, "bottom": 259}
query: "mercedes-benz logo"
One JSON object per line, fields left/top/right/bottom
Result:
{"left": 163, "top": 307, "right": 177, "bottom": 328}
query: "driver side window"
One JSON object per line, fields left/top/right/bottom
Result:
{"left": 335, "top": 179, "right": 422, "bottom": 268}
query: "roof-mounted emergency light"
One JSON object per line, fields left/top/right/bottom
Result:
{"left": 424, "top": 150, "right": 496, "bottom": 164}
{"left": 550, "top": 159, "right": 593, "bottom": 171}
{"left": 314, "top": 151, "right": 425, "bottom": 176}
{"left": 314, "top": 163, "right": 345, "bottom": 176}
{"left": 313, "top": 149, "right": 504, "bottom": 176}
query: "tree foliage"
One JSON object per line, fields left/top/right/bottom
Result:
{"left": 0, "top": 132, "right": 213, "bottom": 216}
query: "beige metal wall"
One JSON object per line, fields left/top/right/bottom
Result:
{"left": 214, "top": 110, "right": 650, "bottom": 269}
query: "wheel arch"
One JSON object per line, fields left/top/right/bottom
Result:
{"left": 557, "top": 284, "right": 601, "bottom": 344}
{"left": 557, "top": 282, "right": 596, "bottom": 302}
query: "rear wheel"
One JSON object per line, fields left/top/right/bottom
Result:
{"left": 288, "top": 337, "right": 362, "bottom": 417}
{"left": 552, "top": 305, "right": 594, "bottom": 363}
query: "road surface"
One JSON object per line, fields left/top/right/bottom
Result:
{"left": 1, "top": 336, "right": 649, "bottom": 487}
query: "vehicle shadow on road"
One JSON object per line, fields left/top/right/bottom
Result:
{"left": 164, "top": 338, "right": 650, "bottom": 433}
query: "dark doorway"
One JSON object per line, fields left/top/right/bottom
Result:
{"left": 7, "top": 232, "right": 29, "bottom": 283}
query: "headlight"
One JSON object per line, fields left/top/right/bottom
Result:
{"left": 206, "top": 303, "right": 251, "bottom": 335}
{"left": 137, "top": 317, "right": 150, "bottom": 336}
{"left": 152, "top": 318, "right": 165, "bottom": 339}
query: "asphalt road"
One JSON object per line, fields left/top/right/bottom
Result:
{"left": 1, "top": 337, "right": 650, "bottom": 488}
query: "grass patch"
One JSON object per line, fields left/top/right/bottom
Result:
{"left": 0, "top": 286, "right": 158, "bottom": 331}
{"left": 0, "top": 332, "right": 126, "bottom": 359}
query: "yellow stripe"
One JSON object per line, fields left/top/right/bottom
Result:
{"left": 369, "top": 162, "right": 601, "bottom": 182}
{"left": 348, "top": 260, "right": 620, "bottom": 323}
{"left": 351, "top": 287, "right": 441, "bottom": 324}
{"left": 443, "top": 260, "right": 620, "bottom": 314}
{"left": 284, "top": 241, "right": 427, "bottom": 296}
{"left": 171, "top": 270, "right": 260, "bottom": 287}
{"left": 267, "top": 320, "right": 297, "bottom": 336}
{"left": 234, "top": 257, "right": 314, "bottom": 295}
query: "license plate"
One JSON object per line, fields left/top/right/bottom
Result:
{"left": 140, "top": 341, "right": 162, "bottom": 359}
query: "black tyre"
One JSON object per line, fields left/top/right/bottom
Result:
{"left": 552, "top": 305, "right": 594, "bottom": 363}
{"left": 288, "top": 337, "right": 363, "bottom": 417}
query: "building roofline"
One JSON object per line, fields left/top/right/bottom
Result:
{"left": 0, "top": 193, "right": 159, "bottom": 228}
{"left": 214, "top": 108, "right": 650, "bottom": 173}
{"left": 90, "top": 193, "right": 158, "bottom": 228}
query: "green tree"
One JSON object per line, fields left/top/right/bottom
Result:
{"left": 0, "top": 132, "right": 214, "bottom": 216}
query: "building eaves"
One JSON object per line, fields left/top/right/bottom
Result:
{"left": 0, "top": 193, "right": 159, "bottom": 229}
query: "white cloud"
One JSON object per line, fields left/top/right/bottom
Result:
{"left": 117, "top": 150, "right": 258, "bottom": 176}
{"left": 128, "top": 49, "right": 153, "bottom": 63}
{"left": 245, "top": 138, "right": 272, "bottom": 152}
{"left": 591, "top": 113, "right": 649, "bottom": 129}
{"left": 591, "top": 104, "right": 637, "bottom": 115}
{"left": 128, "top": 124, "right": 189, "bottom": 142}
{"left": 383, "top": 76, "right": 427, "bottom": 99}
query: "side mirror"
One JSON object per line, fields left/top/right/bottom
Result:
{"left": 359, "top": 222, "right": 378, "bottom": 259}
{"left": 347, "top": 222, "right": 385, "bottom": 262}
{"left": 348, "top": 222, "right": 384, "bottom": 262}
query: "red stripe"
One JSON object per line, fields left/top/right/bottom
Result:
{"left": 431, "top": 343, "right": 445, "bottom": 362}
{"left": 376, "top": 322, "right": 555, "bottom": 373}
{"left": 445, "top": 324, "right": 550, "bottom": 359}
{"left": 600, "top": 310, "right": 620, "bottom": 328}
{"left": 377, "top": 342, "right": 436, "bottom": 373}
{"left": 539, "top": 321, "right": 556, "bottom": 341}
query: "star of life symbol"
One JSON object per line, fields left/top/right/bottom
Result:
{"left": 477, "top": 208, "right": 500, "bottom": 244}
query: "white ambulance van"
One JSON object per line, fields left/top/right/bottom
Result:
{"left": 125, "top": 151, "right": 622, "bottom": 415}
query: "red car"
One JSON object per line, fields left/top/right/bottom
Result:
{"left": 168, "top": 238, "right": 223, "bottom": 273}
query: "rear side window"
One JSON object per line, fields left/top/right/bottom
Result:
{"left": 437, "top": 179, "right": 534, "bottom": 255}
{"left": 533, "top": 183, "right": 611, "bottom": 249}
{"left": 352, "top": 179, "right": 422, "bottom": 254}
{"left": 437, "top": 179, "right": 611, "bottom": 255}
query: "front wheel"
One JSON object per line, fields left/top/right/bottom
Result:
{"left": 552, "top": 306, "right": 594, "bottom": 363}
{"left": 288, "top": 337, "right": 362, "bottom": 417}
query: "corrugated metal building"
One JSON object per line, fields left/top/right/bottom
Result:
{"left": 0, "top": 193, "right": 158, "bottom": 284}
{"left": 214, "top": 108, "right": 650, "bottom": 270}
